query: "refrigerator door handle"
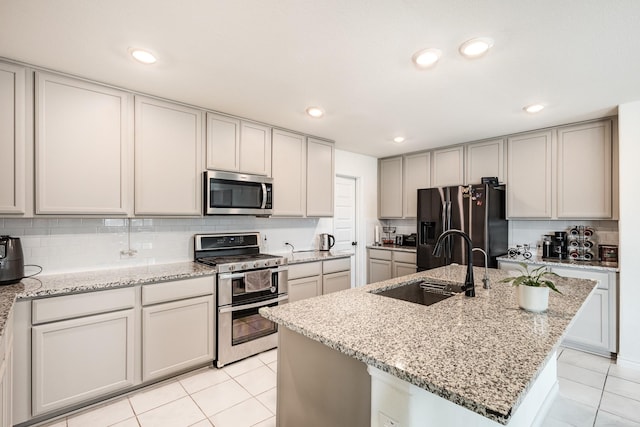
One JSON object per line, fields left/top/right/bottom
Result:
{"left": 446, "top": 201, "right": 453, "bottom": 259}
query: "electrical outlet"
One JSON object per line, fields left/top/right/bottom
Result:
{"left": 379, "top": 412, "right": 400, "bottom": 427}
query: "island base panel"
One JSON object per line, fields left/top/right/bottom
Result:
{"left": 368, "top": 352, "right": 558, "bottom": 427}
{"left": 276, "top": 327, "right": 371, "bottom": 427}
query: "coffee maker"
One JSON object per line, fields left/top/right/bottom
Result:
{"left": 543, "top": 232, "right": 567, "bottom": 259}
{"left": 0, "top": 236, "right": 24, "bottom": 285}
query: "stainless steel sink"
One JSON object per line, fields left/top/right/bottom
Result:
{"left": 372, "top": 280, "right": 464, "bottom": 307}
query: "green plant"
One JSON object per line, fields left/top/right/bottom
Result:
{"left": 500, "top": 263, "right": 563, "bottom": 294}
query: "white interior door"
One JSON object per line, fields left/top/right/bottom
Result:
{"left": 334, "top": 176, "right": 357, "bottom": 286}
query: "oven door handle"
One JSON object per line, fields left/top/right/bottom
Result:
{"left": 218, "top": 267, "right": 288, "bottom": 280}
{"left": 218, "top": 295, "right": 289, "bottom": 313}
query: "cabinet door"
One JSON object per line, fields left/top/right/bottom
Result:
{"left": 289, "top": 276, "right": 322, "bottom": 302}
{"left": 135, "top": 96, "right": 203, "bottom": 215}
{"left": 206, "top": 113, "right": 240, "bottom": 171}
{"left": 307, "top": 138, "right": 335, "bottom": 217}
{"left": 0, "top": 354, "right": 6, "bottom": 427}
{"left": 0, "top": 62, "right": 26, "bottom": 214}
{"left": 272, "top": 129, "right": 306, "bottom": 216}
{"left": 322, "top": 271, "right": 351, "bottom": 294}
{"left": 432, "top": 146, "right": 464, "bottom": 187}
{"left": 507, "top": 131, "right": 553, "bottom": 218}
{"left": 403, "top": 152, "right": 430, "bottom": 218}
{"left": 551, "top": 266, "right": 614, "bottom": 354}
{"left": 393, "top": 262, "right": 417, "bottom": 278}
{"left": 142, "top": 295, "right": 214, "bottom": 382}
{"left": 563, "top": 289, "right": 609, "bottom": 352}
{"left": 379, "top": 157, "right": 403, "bottom": 218}
{"left": 32, "top": 309, "right": 135, "bottom": 415}
{"left": 368, "top": 259, "right": 392, "bottom": 284}
{"left": 466, "top": 139, "right": 505, "bottom": 184}
{"left": 35, "top": 72, "right": 132, "bottom": 215}
{"left": 556, "top": 120, "right": 612, "bottom": 218}
{"left": 239, "top": 121, "right": 272, "bottom": 176}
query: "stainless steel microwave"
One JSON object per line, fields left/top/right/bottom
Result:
{"left": 204, "top": 170, "right": 273, "bottom": 216}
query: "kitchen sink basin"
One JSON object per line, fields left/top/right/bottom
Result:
{"left": 372, "top": 280, "right": 464, "bottom": 307}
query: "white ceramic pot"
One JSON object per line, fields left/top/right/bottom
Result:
{"left": 517, "top": 285, "right": 549, "bottom": 312}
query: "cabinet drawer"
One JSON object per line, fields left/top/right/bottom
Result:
{"left": 393, "top": 251, "right": 416, "bottom": 264}
{"left": 323, "top": 257, "right": 351, "bottom": 274}
{"left": 288, "top": 261, "right": 322, "bottom": 280}
{"left": 142, "top": 276, "right": 214, "bottom": 306}
{"left": 32, "top": 287, "right": 136, "bottom": 325}
{"left": 368, "top": 249, "right": 392, "bottom": 261}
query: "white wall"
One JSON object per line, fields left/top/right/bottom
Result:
{"left": 335, "top": 149, "right": 380, "bottom": 286}
{"left": 0, "top": 216, "right": 333, "bottom": 275}
{"left": 617, "top": 101, "right": 640, "bottom": 368}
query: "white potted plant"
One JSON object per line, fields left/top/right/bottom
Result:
{"left": 500, "top": 263, "right": 562, "bottom": 312}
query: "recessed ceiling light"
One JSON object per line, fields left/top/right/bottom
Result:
{"left": 393, "top": 136, "right": 405, "bottom": 143}
{"left": 459, "top": 38, "right": 494, "bottom": 58}
{"left": 524, "top": 104, "right": 545, "bottom": 114}
{"left": 412, "top": 48, "right": 442, "bottom": 69}
{"left": 306, "top": 106, "right": 324, "bottom": 118}
{"left": 129, "top": 48, "right": 157, "bottom": 64}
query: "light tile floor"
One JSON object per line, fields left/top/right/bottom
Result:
{"left": 38, "top": 349, "right": 278, "bottom": 427}
{"left": 37, "top": 347, "right": 640, "bottom": 427}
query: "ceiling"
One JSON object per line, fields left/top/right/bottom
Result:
{"left": 1, "top": 0, "right": 639, "bottom": 158}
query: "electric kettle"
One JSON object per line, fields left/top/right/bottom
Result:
{"left": 319, "top": 233, "right": 335, "bottom": 251}
{"left": 0, "top": 235, "right": 24, "bottom": 285}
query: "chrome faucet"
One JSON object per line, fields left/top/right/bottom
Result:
{"left": 433, "top": 229, "right": 475, "bottom": 297}
{"left": 472, "top": 247, "right": 490, "bottom": 289}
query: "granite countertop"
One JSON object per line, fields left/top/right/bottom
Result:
{"left": 283, "top": 250, "right": 353, "bottom": 264}
{"left": 367, "top": 244, "right": 416, "bottom": 253}
{"left": 497, "top": 255, "right": 619, "bottom": 272}
{"left": 260, "top": 264, "right": 597, "bottom": 425}
{"left": 0, "top": 262, "right": 216, "bottom": 342}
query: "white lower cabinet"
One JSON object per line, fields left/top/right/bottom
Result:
{"left": 368, "top": 248, "right": 417, "bottom": 284}
{"left": 0, "top": 308, "right": 13, "bottom": 427}
{"left": 32, "top": 309, "right": 135, "bottom": 415}
{"left": 141, "top": 277, "right": 214, "bottom": 381}
{"left": 288, "top": 257, "right": 351, "bottom": 302}
{"left": 499, "top": 260, "right": 617, "bottom": 355}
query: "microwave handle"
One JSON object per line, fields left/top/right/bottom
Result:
{"left": 261, "top": 183, "right": 267, "bottom": 209}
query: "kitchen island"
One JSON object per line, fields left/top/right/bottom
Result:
{"left": 260, "top": 265, "right": 598, "bottom": 427}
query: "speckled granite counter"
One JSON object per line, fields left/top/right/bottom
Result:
{"left": 0, "top": 262, "right": 216, "bottom": 343}
{"left": 497, "top": 255, "right": 619, "bottom": 272}
{"left": 367, "top": 244, "right": 416, "bottom": 253}
{"left": 261, "top": 265, "right": 597, "bottom": 425}
{"left": 284, "top": 250, "right": 353, "bottom": 264}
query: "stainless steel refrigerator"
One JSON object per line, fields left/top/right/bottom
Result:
{"left": 417, "top": 184, "right": 508, "bottom": 270}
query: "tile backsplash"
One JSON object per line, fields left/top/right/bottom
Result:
{"left": 0, "top": 217, "right": 333, "bottom": 275}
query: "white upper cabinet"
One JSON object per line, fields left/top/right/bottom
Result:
{"left": 507, "top": 131, "right": 553, "bottom": 218}
{"left": 306, "top": 138, "right": 334, "bottom": 217}
{"left": 205, "top": 113, "right": 240, "bottom": 172}
{"left": 431, "top": 146, "right": 464, "bottom": 187}
{"left": 272, "top": 129, "right": 306, "bottom": 217}
{"left": 379, "top": 157, "right": 403, "bottom": 218}
{"left": 206, "top": 113, "right": 272, "bottom": 176}
{"left": 134, "top": 96, "right": 203, "bottom": 216}
{"left": 239, "top": 121, "right": 272, "bottom": 176}
{"left": 35, "top": 72, "right": 132, "bottom": 215}
{"left": 556, "top": 120, "right": 612, "bottom": 218}
{"left": 0, "top": 62, "right": 26, "bottom": 214}
{"left": 403, "top": 152, "right": 430, "bottom": 218}
{"left": 466, "top": 139, "right": 505, "bottom": 184}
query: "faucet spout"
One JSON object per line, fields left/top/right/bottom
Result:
{"left": 432, "top": 229, "right": 475, "bottom": 297}
{"left": 472, "top": 247, "right": 490, "bottom": 289}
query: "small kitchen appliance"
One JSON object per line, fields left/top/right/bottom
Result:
{"left": 550, "top": 231, "right": 568, "bottom": 259}
{"left": 194, "top": 232, "right": 288, "bottom": 367}
{"left": 0, "top": 235, "right": 24, "bottom": 285}
{"left": 203, "top": 170, "right": 273, "bottom": 216}
{"left": 319, "top": 233, "right": 335, "bottom": 251}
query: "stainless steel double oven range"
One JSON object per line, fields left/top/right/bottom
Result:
{"left": 194, "top": 233, "right": 288, "bottom": 368}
